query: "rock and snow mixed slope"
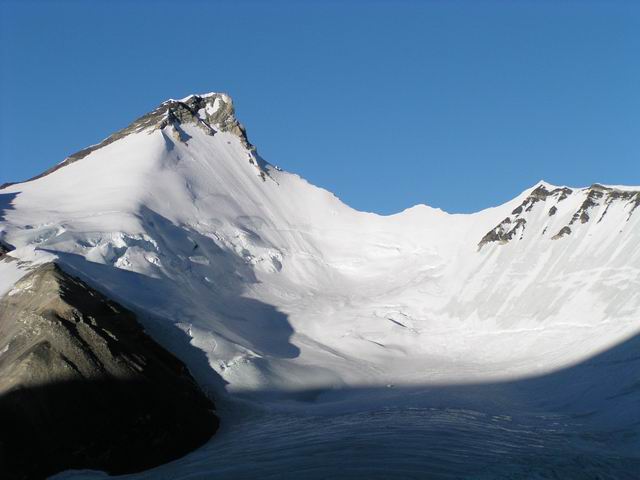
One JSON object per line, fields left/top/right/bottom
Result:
{"left": 1, "top": 93, "right": 639, "bottom": 463}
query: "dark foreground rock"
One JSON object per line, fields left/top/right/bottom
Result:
{"left": 0, "top": 240, "right": 13, "bottom": 257}
{"left": 0, "top": 263, "right": 218, "bottom": 480}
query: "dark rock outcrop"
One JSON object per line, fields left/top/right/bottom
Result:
{"left": 552, "top": 226, "right": 572, "bottom": 240}
{"left": 0, "top": 240, "right": 13, "bottom": 258}
{"left": 570, "top": 184, "right": 605, "bottom": 225}
{"left": 478, "top": 183, "right": 639, "bottom": 249}
{"left": 0, "top": 263, "right": 217, "bottom": 480}
{"left": 478, "top": 217, "right": 527, "bottom": 249}
{"left": 478, "top": 184, "right": 573, "bottom": 250}
{"left": 561, "top": 184, "right": 640, "bottom": 232}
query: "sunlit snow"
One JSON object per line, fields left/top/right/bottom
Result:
{"left": 2, "top": 94, "right": 639, "bottom": 478}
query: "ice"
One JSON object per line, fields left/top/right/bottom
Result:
{"left": 1, "top": 94, "right": 639, "bottom": 478}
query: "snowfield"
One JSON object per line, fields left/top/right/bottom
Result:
{"left": 1, "top": 93, "right": 639, "bottom": 478}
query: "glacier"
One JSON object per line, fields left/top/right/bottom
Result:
{"left": 1, "top": 93, "right": 639, "bottom": 479}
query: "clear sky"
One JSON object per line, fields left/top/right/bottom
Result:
{"left": 1, "top": 1, "right": 639, "bottom": 214}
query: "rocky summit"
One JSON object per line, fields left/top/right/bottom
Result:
{"left": 6, "top": 92, "right": 267, "bottom": 187}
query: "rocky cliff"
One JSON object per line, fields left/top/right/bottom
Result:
{"left": 0, "top": 262, "right": 218, "bottom": 480}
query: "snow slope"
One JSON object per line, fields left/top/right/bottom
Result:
{"left": 1, "top": 93, "right": 639, "bottom": 429}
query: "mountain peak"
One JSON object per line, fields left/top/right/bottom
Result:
{"left": 3, "top": 92, "right": 255, "bottom": 188}
{"left": 161, "top": 92, "right": 242, "bottom": 135}
{"left": 534, "top": 179, "right": 556, "bottom": 189}
{"left": 136, "top": 92, "right": 252, "bottom": 149}
{"left": 174, "top": 91, "right": 232, "bottom": 103}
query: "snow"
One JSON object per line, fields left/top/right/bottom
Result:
{"left": 0, "top": 248, "right": 56, "bottom": 297}
{"left": 0, "top": 258, "right": 29, "bottom": 298}
{"left": 1, "top": 98, "right": 640, "bottom": 478}
{"left": 1, "top": 118, "right": 638, "bottom": 391}
{"left": 207, "top": 97, "right": 222, "bottom": 116}
{"left": 177, "top": 91, "right": 229, "bottom": 104}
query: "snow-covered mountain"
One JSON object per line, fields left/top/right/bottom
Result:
{"left": 2, "top": 92, "right": 640, "bottom": 478}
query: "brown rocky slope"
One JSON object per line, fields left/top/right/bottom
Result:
{"left": 0, "top": 262, "right": 218, "bottom": 479}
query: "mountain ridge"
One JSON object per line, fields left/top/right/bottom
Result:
{"left": 3, "top": 92, "right": 637, "bottom": 218}
{"left": 1, "top": 91, "right": 640, "bottom": 478}
{"left": 0, "top": 92, "right": 263, "bottom": 190}
{"left": 0, "top": 92, "right": 637, "bottom": 391}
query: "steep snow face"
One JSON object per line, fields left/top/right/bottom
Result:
{"left": 1, "top": 94, "right": 639, "bottom": 401}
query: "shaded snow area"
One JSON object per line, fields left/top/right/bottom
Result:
{"left": 1, "top": 94, "right": 639, "bottom": 478}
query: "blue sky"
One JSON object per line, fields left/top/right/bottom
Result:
{"left": 1, "top": 1, "right": 639, "bottom": 214}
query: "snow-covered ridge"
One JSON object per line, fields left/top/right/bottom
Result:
{"left": 2, "top": 92, "right": 639, "bottom": 479}
{"left": 478, "top": 181, "right": 640, "bottom": 248}
{"left": 0, "top": 92, "right": 639, "bottom": 403}
{"left": 0, "top": 93, "right": 263, "bottom": 189}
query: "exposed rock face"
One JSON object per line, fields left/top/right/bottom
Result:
{"left": 1, "top": 93, "right": 269, "bottom": 187}
{"left": 570, "top": 184, "right": 605, "bottom": 225}
{"left": 478, "top": 183, "right": 640, "bottom": 249}
{"left": 478, "top": 184, "right": 572, "bottom": 249}
{"left": 552, "top": 226, "right": 572, "bottom": 240}
{"left": 0, "top": 263, "right": 217, "bottom": 480}
{"left": 0, "top": 240, "right": 13, "bottom": 258}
